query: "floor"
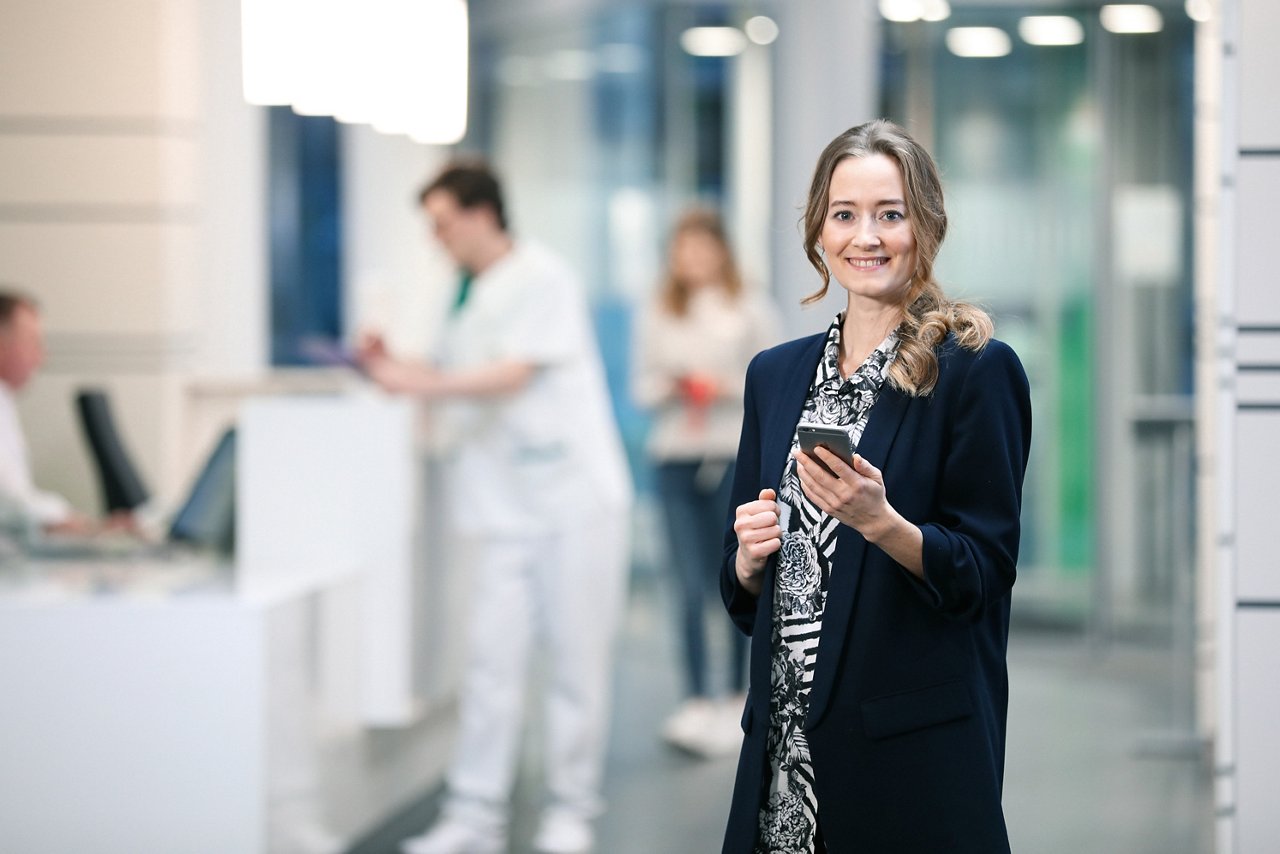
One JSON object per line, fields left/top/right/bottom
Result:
{"left": 352, "top": 575, "right": 1215, "bottom": 854}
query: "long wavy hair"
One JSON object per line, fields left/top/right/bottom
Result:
{"left": 801, "top": 119, "right": 992, "bottom": 396}
{"left": 659, "top": 207, "right": 744, "bottom": 316}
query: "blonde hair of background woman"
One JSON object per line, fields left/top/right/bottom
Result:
{"left": 659, "top": 207, "right": 745, "bottom": 316}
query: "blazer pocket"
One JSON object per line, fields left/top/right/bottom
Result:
{"left": 860, "top": 679, "right": 973, "bottom": 740}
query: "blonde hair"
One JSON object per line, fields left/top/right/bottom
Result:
{"left": 801, "top": 119, "right": 992, "bottom": 396}
{"left": 659, "top": 207, "right": 744, "bottom": 316}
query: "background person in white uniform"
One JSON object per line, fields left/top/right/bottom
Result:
{"left": 0, "top": 290, "right": 91, "bottom": 538}
{"left": 358, "top": 161, "right": 632, "bottom": 854}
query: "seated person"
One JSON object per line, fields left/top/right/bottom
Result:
{"left": 0, "top": 288, "right": 131, "bottom": 540}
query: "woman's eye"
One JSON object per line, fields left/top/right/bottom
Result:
{"left": 882, "top": 210, "right": 905, "bottom": 222}
{"left": 833, "top": 210, "right": 852, "bottom": 222}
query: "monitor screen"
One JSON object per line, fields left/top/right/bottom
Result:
{"left": 168, "top": 428, "right": 236, "bottom": 554}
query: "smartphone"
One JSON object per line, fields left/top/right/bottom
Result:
{"left": 796, "top": 422, "right": 855, "bottom": 471}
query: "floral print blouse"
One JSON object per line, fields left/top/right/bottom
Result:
{"left": 755, "top": 315, "right": 899, "bottom": 853}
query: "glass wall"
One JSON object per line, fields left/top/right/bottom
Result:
{"left": 463, "top": 0, "right": 1197, "bottom": 640}
{"left": 465, "top": 1, "right": 755, "bottom": 524}
{"left": 881, "top": 3, "right": 1196, "bottom": 638}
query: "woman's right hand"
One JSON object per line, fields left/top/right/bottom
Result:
{"left": 733, "top": 488, "right": 781, "bottom": 596}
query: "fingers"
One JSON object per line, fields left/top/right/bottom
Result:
{"left": 733, "top": 504, "right": 780, "bottom": 538}
{"left": 734, "top": 492, "right": 782, "bottom": 564}
{"left": 851, "top": 453, "right": 883, "bottom": 484}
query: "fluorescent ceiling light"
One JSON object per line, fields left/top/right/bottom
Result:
{"left": 879, "top": 0, "right": 921, "bottom": 23}
{"left": 921, "top": 0, "right": 952, "bottom": 22}
{"left": 946, "top": 26, "right": 1012, "bottom": 58}
{"left": 241, "top": 0, "right": 297, "bottom": 105}
{"left": 387, "top": 0, "right": 469, "bottom": 145}
{"left": 1018, "top": 15, "right": 1084, "bottom": 46}
{"left": 1184, "top": 0, "right": 1211, "bottom": 23}
{"left": 879, "top": 0, "right": 950, "bottom": 23}
{"left": 1100, "top": 4, "right": 1164, "bottom": 34}
{"left": 744, "top": 15, "right": 780, "bottom": 45}
{"left": 242, "top": 0, "right": 468, "bottom": 145}
{"left": 680, "top": 26, "right": 748, "bottom": 57}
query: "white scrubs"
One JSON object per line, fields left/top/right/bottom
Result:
{"left": 432, "top": 240, "right": 632, "bottom": 829}
{"left": 0, "top": 383, "right": 72, "bottom": 533}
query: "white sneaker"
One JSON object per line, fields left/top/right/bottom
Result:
{"left": 662, "top": 698, "right": 743, "bottom": 758}
{"left": 400, "top": 818, "right": 505, "bottom": 854}
{"left": 532, "top": 811, "right": 594, "bottom": 854}
{"left": 660, "top": 698, "right": 716, "bottom": 752}
{"left": 289, "top": 823, "right": 345, "bottom": 854}
{"left": 698, "top": 700, "right": 746, "bottom": 757}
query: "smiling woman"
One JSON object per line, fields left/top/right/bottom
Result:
{"left": 802, "top": 120, "right": 992, "bottom": 396}
{"left": 817, "top": 154, "right": 918, "bottom": 325}
{"left": 720, "top": 118, "right": 1031, "bottom": 854}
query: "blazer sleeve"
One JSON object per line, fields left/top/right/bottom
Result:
{"left": 720, "top": 351, "right": 766, "bottom": 635}
{"left": 915, "top": 340, "right": 1032, "bottom": 620}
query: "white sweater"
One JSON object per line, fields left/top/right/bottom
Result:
{"left": 632, "top": 286, "right": 778, "bottom": 463}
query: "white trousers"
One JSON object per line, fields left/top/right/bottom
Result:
{"left": 443, "top": 507, "right": 629, "bottom": 829}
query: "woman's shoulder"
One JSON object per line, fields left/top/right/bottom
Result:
{"left": 749, "top": 330, "right": 825, "bottom": 372}
{"left": 936, "top": 333, "right": 1029, "bottom": 393}
{"left": 937, "top": 331, "right": 1019, "bottom": 362}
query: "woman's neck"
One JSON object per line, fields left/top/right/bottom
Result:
{"left": 840, "top": 304, "right": 902, "bottom": 376}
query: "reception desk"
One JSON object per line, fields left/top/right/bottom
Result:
{"left": 0, "top": 393, "right": 462, "bottom": 853}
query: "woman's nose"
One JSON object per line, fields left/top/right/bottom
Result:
{"left": 853, "top": 218, "right": 881, "bottom": 247}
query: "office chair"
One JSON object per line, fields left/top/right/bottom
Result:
{"left": 74, "top": 388, "right": 150, "bottom": 513}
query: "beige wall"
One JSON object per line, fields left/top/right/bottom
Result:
{"left": 0, "top": 0, "right": 265, "bottom": 512}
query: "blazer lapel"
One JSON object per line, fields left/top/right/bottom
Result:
{"left": 762, "top": 335, "right": 826, "bottom": 487}
{"left": 804, "top": 383, "right": 912, "bottom": 730}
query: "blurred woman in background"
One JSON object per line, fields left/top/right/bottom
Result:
{"left": 633, "top": 208, "right": 778, "bottom": 758}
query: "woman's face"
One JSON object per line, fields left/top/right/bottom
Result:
{"left": 819, "top": 153, "right": 917, "bottom": 310}
{"left": 670, "top": 229, "right": 726, "bottom": 288}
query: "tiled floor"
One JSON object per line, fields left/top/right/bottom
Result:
{"left": 363, "top": 575, "right": 1214, "bottom": 853}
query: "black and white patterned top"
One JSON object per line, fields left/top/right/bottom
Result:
{"left": 755, "top": 315, "right": 899, "bottom": 854}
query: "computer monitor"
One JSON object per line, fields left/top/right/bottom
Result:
{"left": 75, "top": 389, "right": 150, "bottom": 513}
{"left": 168, "top": 428, "right": 237, "bottom": 555}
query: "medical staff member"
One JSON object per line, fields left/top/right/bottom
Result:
{"left": 359, "top": 160, "right": 632, "bottom": 854}
{"left": 0, "top": 289, "right": 94, "bottom": 538}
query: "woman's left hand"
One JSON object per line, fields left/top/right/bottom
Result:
{"left": 793, "top": 448, "right": 890, "bottom": 538}
{"left": 793, "top": 447, "right": 924, "bottom": 575}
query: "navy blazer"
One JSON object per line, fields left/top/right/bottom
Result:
{"left": 719, "top": 331, "right": 1032, "bottom": 854}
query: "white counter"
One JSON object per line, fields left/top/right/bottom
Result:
{"left": 0, "top": 392, "right": 464, "bottom": 853}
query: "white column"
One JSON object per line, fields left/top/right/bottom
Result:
{"left": 767, "top": 0, "right": 880, "bottom": 337}
{"left": 1216, "top": 0, "right": 1280, "bottom": 850}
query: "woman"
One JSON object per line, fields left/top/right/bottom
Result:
{"left": 721, "top": 120, "right": 1031, "bottom": 852}
{"left": 633, "top": 208, "right": 777, "bottom": 757}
